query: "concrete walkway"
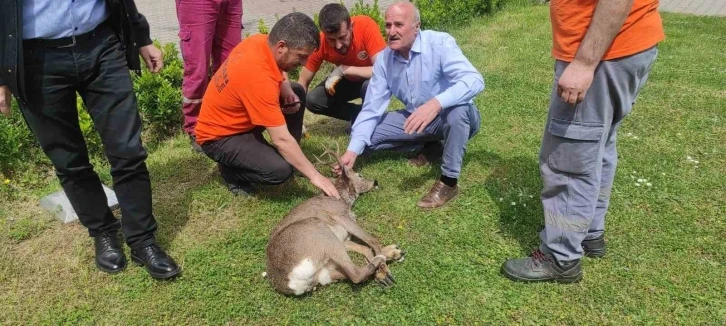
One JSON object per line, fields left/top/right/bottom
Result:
{"left": 136, "top": 0, "right": 725, "bottom": 47}
{"left": 660, "top": 0, "right": 726, "bottom": 16}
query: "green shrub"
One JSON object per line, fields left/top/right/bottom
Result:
{"left": 0, "top": 101, "right": 40, "bottom": 175}
{"left": 349, "top": 0, "right": 385, "bottom": 35}
{"left": 132, "top": 41, "right": 184, "bottom": 142}
{"left": 414, "top": 0, "right": 511, "bottom": 30}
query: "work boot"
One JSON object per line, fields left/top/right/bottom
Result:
{"left": 501, "top": 249, "right": 582, "bottom": 283}
{"left": 583, "top": 234, "right": 606, "bottom": 258}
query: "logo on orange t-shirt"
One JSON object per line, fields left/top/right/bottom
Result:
{"left": 357, "top": 51, "right": 369, "bottom": 60}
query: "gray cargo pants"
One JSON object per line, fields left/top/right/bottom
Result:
{"left": 539, "top": 46, "right": 659, "bottom": 262}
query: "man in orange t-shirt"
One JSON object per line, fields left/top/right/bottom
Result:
{"left": 194, "top": 12, "right": 339, "bottom": 198}
{"left": 502, "top": 0, "right": 664, "bottom": 283}
{"left": 296, "top": 3, "right": 386, "bottom": 125}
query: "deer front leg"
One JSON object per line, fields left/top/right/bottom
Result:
{"left": 347, "top": 241, "right": 405, "bottom": 263}
{"left": 345, "top": 241, "right": 375, "bottom": 262}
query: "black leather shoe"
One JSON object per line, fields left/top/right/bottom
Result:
{"left": 131, "top": 243, "right": 181, "bottom": 279}
{"left": 93, "top": 231, "right": 126, "bottom": 274}
{"left": 501, "top": 249, "right": 582, "bottom": 283}
{"left": 583, "top": 235, "right": 606, "bottom": 258}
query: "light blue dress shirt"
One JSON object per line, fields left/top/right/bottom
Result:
{"left": 22, "top": 0, "right": 109, "bottom": 40}
{"left": 348, "top": 30, "right": 485, "bottom": 155}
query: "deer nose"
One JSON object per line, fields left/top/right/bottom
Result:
{"left": 373, "top": 180, "right": 379, "bottom": 187}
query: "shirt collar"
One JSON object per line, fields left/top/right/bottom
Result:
{"left": 393, "top": 32, "right": 423, "bottom": 62}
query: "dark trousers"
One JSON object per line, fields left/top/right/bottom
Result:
{"left": 19, "top": 23, "right": 156, "bottom": 249}
{"left": 305, "top": 78, "right": 369, "bottom": 123}
{"left": 201, "top": 83, "right": 306, "bottom": 186}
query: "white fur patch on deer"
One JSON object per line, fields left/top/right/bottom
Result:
{"left": 287, "top": 259, "right": 318, "bottom": 295}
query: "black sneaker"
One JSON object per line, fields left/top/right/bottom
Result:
{"left": 228, "top": 181, "right": 255, "bottom": 196}
{"left": 583, "top": 235, "right": 606, "bottom": 258}
{"left": 501, "top": 249, "right": 582, "bottom": 283}
{"left": 190, "top": 135, "right": 203, "bottom": 153}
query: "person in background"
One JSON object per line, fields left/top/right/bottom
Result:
{"left": 296, "top": 3, "right": 386, "bottom": 129}
{"left": 176, "top": 0, "right": 243, "bottom": 152}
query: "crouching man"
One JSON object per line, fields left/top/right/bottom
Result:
{"left": 195, "top": 13, "right": 339, "bottom": 199}
{"left": 335, "top": 2, "right": 484, "bottom": 208}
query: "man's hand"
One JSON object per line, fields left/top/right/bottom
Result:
{"left": 557, "top": 60, "right": 596, "bottom": 106}
{"left": 404, "top": 98, "right": 441, "bottom": 134}
{"left": 280, "top": 81, "right": 301, "bottom": 114}
{"left": 325, "top": 65, "right": 345, "bottom": 95}
{"left": 139, "top": 44, "right": 164, "bottom": 73}
{"left": 332, "top": 150, "right": 358, "bottom": 176}
{"left": 310, "top": 173, "right": 340, "bottom": 198}
{"left": 0, "top": 86, "right": 12, "bottom": 117}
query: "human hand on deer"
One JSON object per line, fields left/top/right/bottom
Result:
{"left": 310, "top": 172, "right": 340, "bottom": 199}
{"left": 332, "top": 150, "right": 358, "bottom": 176}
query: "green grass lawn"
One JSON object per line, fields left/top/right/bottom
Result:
{"left": 1, "top": 4, "right": 725, "bottom": 325}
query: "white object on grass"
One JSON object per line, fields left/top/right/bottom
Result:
{"left": 40, "top": 184, "right": 118, "bottom": 224}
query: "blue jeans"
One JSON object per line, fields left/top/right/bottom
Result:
{"left": 364, "top": 103, "right": 481, "bottom": 178}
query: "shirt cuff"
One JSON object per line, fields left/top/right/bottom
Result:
{"left": 434, "top": 92, "right": 455, "bottom": 110}
{"left": 347, "top": 139, "right": 368, "bottom": 155}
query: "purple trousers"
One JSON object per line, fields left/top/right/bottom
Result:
{"left": 176, "top": 0, "right": 243, "bottom": 135}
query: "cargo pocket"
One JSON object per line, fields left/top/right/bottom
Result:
{"left": 178, "top": 29, "right": 191, "bottom": 62}
{"left": 547, "top": 118, "right": 603, "bottom": 175}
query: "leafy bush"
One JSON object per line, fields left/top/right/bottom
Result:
{"left": 132, "top": 41, "right": 184, "bottom": 142}
{"left": 349, "top": 0, "right": 385, "bottom": 35}
{"left": 414, "top": 0, "right": 509, "bottom": 30}
{"left": 0, "top": 101, "right": 40, "bottom": 175}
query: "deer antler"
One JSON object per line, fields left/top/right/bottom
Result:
{"left": 312, "top": 143, "right": 341, "bottom": 167}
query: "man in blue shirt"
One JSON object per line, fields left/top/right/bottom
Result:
{"left": 0, "top": 0, "right": 180, "bottom": 279}
{"left": 335, "top": 2, "right": 484, "bottom": 208}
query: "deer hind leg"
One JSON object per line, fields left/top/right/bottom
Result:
{"left": 329, "top": 252, "right": 389, "bottom": 285}
{"left": 330, "top": 213, "right": 385, "bottom": 256}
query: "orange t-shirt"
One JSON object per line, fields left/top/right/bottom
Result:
{"left": 304, "top": 15, "right": 386, "bottom": 73}
{"left": 195, "top": 34, "right": 286, "bottom": 144}
{"left": 551, "top": 0, "right": 665, "bottom": 61}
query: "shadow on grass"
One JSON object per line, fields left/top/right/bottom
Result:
{"left": 469, "top": 150, "right": 544, "bottom": 253}
{"left": 146, "top": 153, "right": 213, "bottom": 246}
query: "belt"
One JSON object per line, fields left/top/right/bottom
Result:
{"left": 23, "top": 20, "right": 111, "bottom": 49}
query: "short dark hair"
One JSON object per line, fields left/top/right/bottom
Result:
{"left": 318, "top": 3, "right": 351, "bottom": 34}
{"left": 268, "top": 12, "right": 320, "bottom": 50}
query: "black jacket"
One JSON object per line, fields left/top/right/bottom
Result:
{"left": 0, "top": 0, "right": 154, "bottom": 104}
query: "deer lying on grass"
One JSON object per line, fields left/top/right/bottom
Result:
{"left": 265, "top": 149, "right": 405, "bottom": 295}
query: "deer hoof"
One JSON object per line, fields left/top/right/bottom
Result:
{"left": 375, "top": 264, "right": 395, "bottom": 287}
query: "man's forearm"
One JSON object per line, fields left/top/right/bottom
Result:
{"left": 343, "top": 66, "right": 374, "bottom": 80}
{"left": 574, "top": 0, "right": 634, "bottom": 66}
{"left": 275, "top": 137, "right": 319, "bottom": 179}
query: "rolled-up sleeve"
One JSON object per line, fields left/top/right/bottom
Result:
{"left": 434, "top": 35, "right": 484, "bottom": 110}
{"left": 348, "top": 53, "right": 391, "bottom": 155}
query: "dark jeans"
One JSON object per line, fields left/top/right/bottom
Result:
{"left": 305, "top": 78, "right": 369, "bottom": 123}
{"left": 201, "top": 83, "right": 306, "bottom": 186}
{"left": 19, "top": 23, "right": 156, "bottom": 249}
